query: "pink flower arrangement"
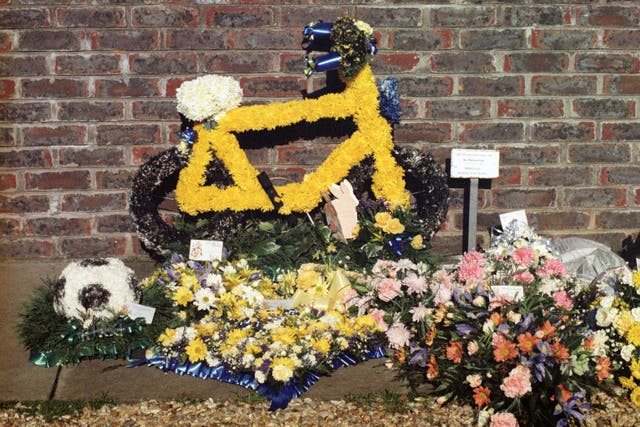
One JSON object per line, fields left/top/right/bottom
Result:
{"left": 490, "top": 412, "right": 519, "bottom": 427}
{"left": 513, "top": 270, "right": 534, "bottom": 284}
{"left": 552, "top": 290, "right": 573, "bottom": 310}
{"left": 511, "top": 247, "right": 535, "bottom": 266}
{"left": 368, "top": 308, "right": 388, "bottom": 331}
{"left": 386, "top": 322, "right": 410, "bottom": 349}
{"left": 536, "top": 258, "right": 566, "bottom": 277}
{"left": 457, "top": 251, "right": 487, "bottom": 285}
{"left": 375, "top": 277, "right": 402, "bottom": 302}
{"left": 500, "top": 365, "right": 532, "bottom": 398}
{"left": 403, "top": 272, "right": 428, "bottom": 294}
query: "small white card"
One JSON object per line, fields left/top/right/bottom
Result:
{"left": 500, "top": 210, "right": 528, "bottom": 229}
{"left": 263, "top": 299, "right": 295, "bottom": 310}
{"left": 492, "top": 285, "right": 524, "bottom": 302}
{"left": 189, "top": 239, "right": 224, "bottom": 261}
{"left": 451, "top": 149, "right": 500, "bottom": 178}
{"left": 125, "top": 303, "right": 156, "bottom": 324}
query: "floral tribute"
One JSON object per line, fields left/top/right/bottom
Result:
{"left": 136, "top": 254, "right": 384, "bottom": 410}
{"left": 351, "top": 223, "right": 615, "bottom": 427}
{"left": 128, "top": 18, "right": 449, "bottom": 261}
{"left": 575, "top": 266, "right": 640, "bottom": 408}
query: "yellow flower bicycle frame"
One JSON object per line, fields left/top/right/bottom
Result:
{"left": 176, "top": 64, "right": 409, "bottom": 215}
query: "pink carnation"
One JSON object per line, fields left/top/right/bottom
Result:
{"left": 372, "top": 260, "right": 397, "bottom": 277}
{"left": 432, "top": 269, "right": 453, "bottom": 287}
{"left": 386, "top": 323, "right": 411, "bottom": 349}
{"left": 403, "top": 272, "right": 428, "bottom": 294}
{"left": 537, "top": 258, "right": 566, "bottom": 277}
{"left": 511, "top": 247, "right": 536, "bottom": 266}
{"left": 500, "top": 365, "right": 532, "bottom": 398}
{"left": 376, "top": 277, "right": 402, "bottom": 302}
{"left": 552, "top": 290, "right": 573, "bottom": 310}
{"left": 490, "top": 412, "right": 519, "bottom": 427}
{"left": 368, "top": 309, "right": 388, "bottom": 332}
{"left": 513, "top": 270, "right": 535, "bottom": 284}
{"left": 462, "top": 251, "right": 486, "bottom": 266}
{"left": 457, "top": 262, "right": 485, "bottom": 285}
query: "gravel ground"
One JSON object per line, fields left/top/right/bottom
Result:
{"left": 1, "top": 394, "right": 639, "bottom": 427}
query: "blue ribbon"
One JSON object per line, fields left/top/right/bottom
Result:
{"left": 129, "top": 344, "right": 386, "bottom": 410}
{"left": 179, "top": 128, "right": 197, "bottom": 145}
{"left": 302, "top": 21, "right": 333, "bottom": 51}
{"left": 304, "top": 52, "right": 342, "bottom": 77}
{"left": 387, "top": 234, "right": 413, "bottom": 256}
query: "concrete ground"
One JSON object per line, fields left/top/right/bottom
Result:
{"left": 0, "top": 259, "right": 405, "bottom": 403}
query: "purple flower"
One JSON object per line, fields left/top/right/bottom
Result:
{"left": 408, "top": 347, "right": 428, "bottom": 367}
{"left": 554, "top": 390, "right": 589, "bottom": 427}
{"left": 455, "top": 323, "right": 477, "bottom": 337}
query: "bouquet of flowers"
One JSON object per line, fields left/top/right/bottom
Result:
{"left": 140, "top": 254, "right": 384, "bottom": 408}
{"left": 365, "top": 223, "right": 612, "bottom": 426}
{"left": 575, "top": 266, "right": 640, "bottom": 408}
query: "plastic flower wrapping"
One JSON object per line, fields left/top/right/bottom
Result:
{"left": 176, "top": 74, "right": 243, "bottom": 123}
{"left": 138, "top": 254, "right": 384, "bottom": 409}
{"left": 356, "top": 223, "right": 616, "bottom": 427}
{"left": 574, "top": 266, "right": 640, "bottom": 408}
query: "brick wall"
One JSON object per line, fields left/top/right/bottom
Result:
{"left": 1, "top": 1, "right": 639, "bottom": 259}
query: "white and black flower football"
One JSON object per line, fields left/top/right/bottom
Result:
{"left": 53, "top": 258, "right": 140, "bottom": 327}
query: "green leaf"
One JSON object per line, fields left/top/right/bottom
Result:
{"left": 252, "top": 241, "right": 281, "bottom": 256}
{"left": 258, "top": 221, "right": 275, "bottom": 232}
{"left": 362, "top": 242, "right": 383, "bottom": 258}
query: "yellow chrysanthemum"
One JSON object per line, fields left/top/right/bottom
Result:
{"left": 614, "top": 311, "right": 635, "bottom": 334}
{"left": 271, "top": 326, "right": 298, "bottom": 346}
{"left": 411, "top": 234, "right": 424, "bottom": 250}
{"left": 172, "top": 286, "right": 194, "bottom": 306}
{"left": 630, "top": 359, "right": 640, "bottom": 380}
{"left": 271, "top": 357, "right": 296, "bottom": 382}
{"left": 245, "top": 342, "right": 262, "bottom": 355}
{"left": 632, "top": 271, "right": 640, "bottom": 289}
{"left": 157, "top": 328, "right": 176, "bottom": 347}
{"left": 180, "top": 273, "right": 200, "bottom": 291}
{"left": 628, "top": 324, "right": 640, "bottom": 347}
{"left": 311, "top": 338, "right": 331, "bottom": 355}
{"left": 195, "top": 322, "right": 218, "bottom": 337}
{"left": 297, "top": 269, "right": 322, "bottom": 291}
{"left": 631, "top": 387, "right": 640, "bottom": 408}
{"left": 226, "top": 328, "right": 249, "bottom": 346}
{"left": 620, "top": 376, "right": 637, "bottom": 390}
{"left": 185, "top": 338, "right": 207, "bottom": 363}
{"left": 355, "top": 315, "right": 378, "bottom": 332}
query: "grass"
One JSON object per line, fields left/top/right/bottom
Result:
{"left": 0, "top": 394, "right": 116, "bottom": 423}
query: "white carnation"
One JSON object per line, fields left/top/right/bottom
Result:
{"left": 621, "top": 344, "right": 636, "bottom": 362}
{"left": 176, "top": 75, "right": 243, "bottom": 122}
{"left": 595, "top": 307, "right": 618, "bottom": 327}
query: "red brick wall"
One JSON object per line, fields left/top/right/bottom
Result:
{"left": 1, "top": 1, "right": 639, "bottom": 259}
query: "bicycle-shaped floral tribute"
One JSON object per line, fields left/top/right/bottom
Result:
{"left": 126, "top": 17, "right": 450, "bottom": 410}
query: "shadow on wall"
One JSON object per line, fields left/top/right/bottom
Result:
{"left": 621, "top": 232, "right": 640, "bottom": 269}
